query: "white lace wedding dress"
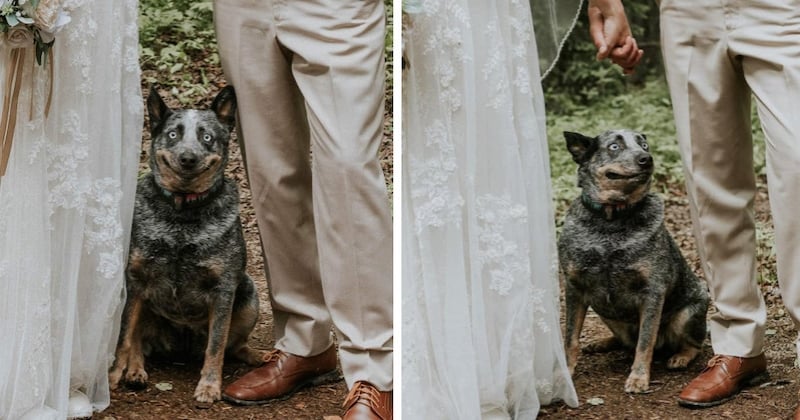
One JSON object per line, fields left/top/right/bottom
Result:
{"left": 0, "top": 1, "right": 141, "bottom": 418}
{"left": 402, "top": 0, "right": 580, "bottom": 418}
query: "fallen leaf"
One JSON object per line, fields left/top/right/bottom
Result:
{"left": 586, "top": 397, "right": 605, "bottom": 406}
{"left": 154, "top": 382, "right": 173, "bottom": 391}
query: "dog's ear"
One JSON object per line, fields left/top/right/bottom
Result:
{"left": 211, "top": 86, "right": 238, "bottom": 129}
{"left": 564, "top": 131, "right": 597, "bottom": 164}
{"left": 147, "top": 86, "right": 171, "bottom": 131}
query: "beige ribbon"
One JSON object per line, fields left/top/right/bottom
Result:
{"left": 0, "top": 47, "right": 54, "bottom": 177}
{"left": 0, "top": 48, "right": 26, "bottom": 177}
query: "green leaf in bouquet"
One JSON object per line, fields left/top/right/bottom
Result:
{"left": 5, "top": 13, "right": 18, "bottom": 27}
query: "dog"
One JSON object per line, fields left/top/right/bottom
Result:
{"left": 109, "top": 86, "right": 264, "bottom": 404}
{"left": 558, "top": 129, "right": 709, "bottom": 394}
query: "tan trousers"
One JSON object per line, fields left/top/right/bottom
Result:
{"left": 660, "top": 0, "right": 800, "bottom": 358}
{"left": 213, "top": 0, "right": 393, "bottom": 390}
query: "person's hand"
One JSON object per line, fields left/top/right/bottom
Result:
{"left": 588, "top": 0, "right": 643, "bottom": 74}
{"left": 609, "top": 36, "right": 644, "bottom": 75}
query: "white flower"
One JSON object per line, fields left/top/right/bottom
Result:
{"left": 5, "top": 26, "right": 33, "bottom": 48}
{"left": 33, "top": 0, "right": 61, "bottom": 33}
{"left": 52, "top": 10, "right": 70, "bottom": 32}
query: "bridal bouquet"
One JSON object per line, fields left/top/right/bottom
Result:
{"left": 0, "top": 0, "right": 71, "bottom": 65}
{"left": 0, "top": 0, "right": 70, "bottom": 175}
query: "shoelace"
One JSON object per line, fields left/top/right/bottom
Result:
{"left": 344, "top": 381, "right": 382, "bottom": 409}
{"left": 701, "top": 355, "right": 730, "bottom": 372}
{"left": 263, "top": 349, "right": 285, "bottom": 364}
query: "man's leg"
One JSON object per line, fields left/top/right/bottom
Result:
{"left": 735, "top": 0, "right": 800, "bottom": 372}
{"left": 661, "top": 0, "right": 768, "bottom": 407}
{"left": 213, "top": 0, "right": 335, "bottom": 362}
{"left": 278, "top": 0, "right": 393, "bottom": 395}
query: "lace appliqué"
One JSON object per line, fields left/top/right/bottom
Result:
{"left": 417, "top": 0, "right": 470, "bottom": 114}
{"left": 85, "top": 178, "right": 125, "bottom": 280}
{"left": 409, "top": 120, "right": 464, "bottom": 233}
{"left": 481, "top": 2, "right": 536, "bottom": 110}
{"left": 476, "top": 194, "right": 530, "bottom": 295}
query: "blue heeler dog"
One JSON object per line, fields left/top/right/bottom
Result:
{"left": 109, "top": 86, "right": 264, "bottom": 404}
{"left": 558, "top": 129, "right": 709, "bottom": 394}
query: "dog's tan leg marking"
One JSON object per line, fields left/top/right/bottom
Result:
{"left": 109, "top": 296, "right": 147, "bottom": 389}
{"left": 666, "top": 307, "right": 701, "bottom": 369}
{"left": 200, "top": 257, "right": 225, "bottom": 279}
{"left": 229, "top": 302, "right": 266, "bottom": 365}
{"left": 625, "top": 296, "right": 664, "bottom": 394}
{"left": 601, "top": 318, "right": 638, "bottom": 348}
{"left": 194, "top": 303, "right": 233, "bottom": 404}
{"left": 565, "top": 300, "right": 587, "bottom": 376}
{"left": 668, "top": 345, "right": 701, "bottom": 370}
{"left": 583, "top": 336, "right": 622, "bottom": 354}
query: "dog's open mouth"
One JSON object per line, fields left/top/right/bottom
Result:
{"left": 606, "top": 171, "right": 648, "bottom": 180}
{"left": 156, "top": 151, "right": 222, "bottom": 194}
{"left": 161, "top": 155, "right": 213, "bottom": 179}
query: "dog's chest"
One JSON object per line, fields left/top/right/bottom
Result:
{"left": 127, "top": 202, "right": 243, "bottom": 326}
{"left": 560, "top": 220, "right": 666, "bottom": 319}
{"left": 128, "top": 247, "right": 227, "bottom": 325}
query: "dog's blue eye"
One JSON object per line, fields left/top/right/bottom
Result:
{"left": 203, "top": 134, "right": 212, "bottom": 143}
{"left": 168, "top": 131, "right": 177, "bottom": 139}
{"left": 641, "top": 142, "right": 649, "bottom": 150}
{"left": 609, "top": 143, "right": 620, "bottom": 151}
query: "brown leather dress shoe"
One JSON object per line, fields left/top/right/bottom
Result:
{"left": 223, "top": 346, "right": 340, "bottom": 405}
{"left": 342, "top": 381, "right": 392, "bottom": 420}
{"left": 677, "top": 354, "right": 768, "bottom": 408}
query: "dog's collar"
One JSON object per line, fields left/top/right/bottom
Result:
{"left": 581, "top": 192, "right": 644, "bottom": 220}
{"left": 154, "top": 177, "right": 225, "bottom": 211}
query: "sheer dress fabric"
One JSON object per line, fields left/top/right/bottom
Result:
{"left": 402, "top": 0, "right": 580, "bottom": 418}
{"left": 0, "top": 1, "right": 142, "bottom": 418}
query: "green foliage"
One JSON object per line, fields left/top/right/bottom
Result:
{"left": 385, "top": 0, "right": 394, "bottom": 99}
{"left": 543, "top": 1, "right": 661, "bottom": 113}
{"left": 139, "top": 0, "right": 217, "bottom": 94}
{"left": 139, "top": 0, "right": 394, "bottom": 105}
{"left": 546, "top": 78, "right": 767, "bottom": 218}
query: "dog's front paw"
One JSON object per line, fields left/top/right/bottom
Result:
{"left": 624, "top": 371, "right": 650, "bottom": 393}
{"left": 124, "top": 368, "right": 149, "bottom": 390}
{"left": 194, "top": 380, "right": 222, "bottom": 404}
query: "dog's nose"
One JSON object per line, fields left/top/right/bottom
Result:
{"left": 179, "top": 152, "right": 199, "bottom": 169}
{"left": 638, "top": 154, "right": 653, "bottom": 169}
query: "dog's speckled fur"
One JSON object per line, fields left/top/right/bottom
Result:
{"left": 559, "top": 129, "right": 709, "bottom": 394}
{"left": 109, "top": 87, "right": 264, "bottom": 404}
